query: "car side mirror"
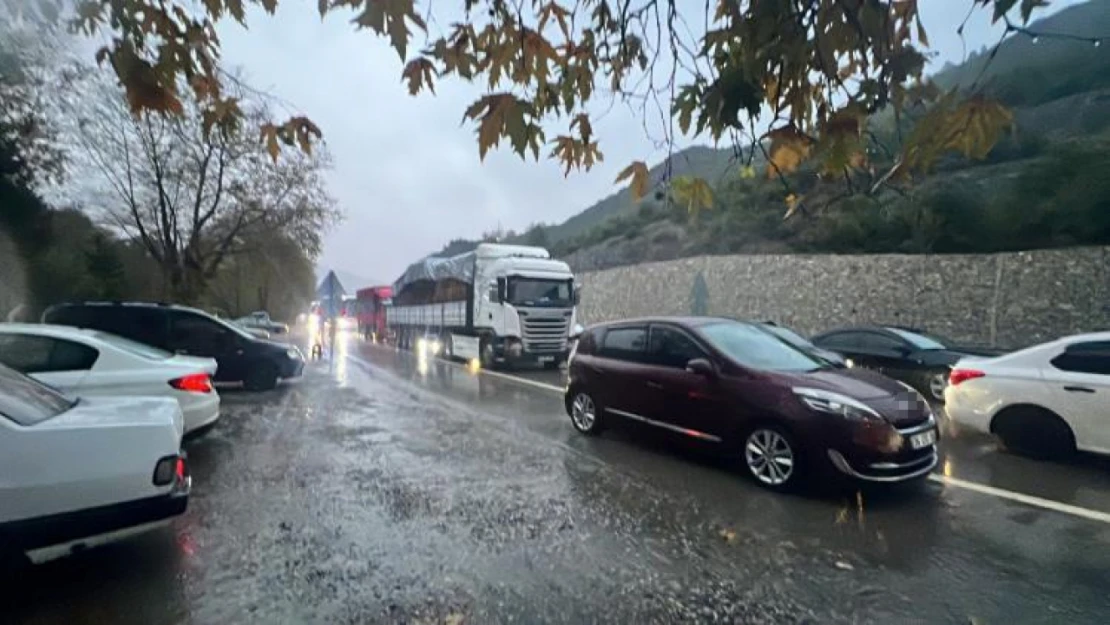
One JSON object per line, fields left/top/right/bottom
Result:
{"left": 573, "top": 284, "right": 582, "bottom": 305}
{"left": 496, "top": 277, "right": 506, "bottom": 303}
{"left": 895, "top": 345, "right": 912, "bottom": 357}
{"left": 685, "top": 358, "right": 716, "bottom": 377}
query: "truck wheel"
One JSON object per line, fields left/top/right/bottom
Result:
{"left": 480, "top": 338, "right": 496, "bottom": 370}
{"left": 442, "top": 332, "right": 454, "bottom": 360}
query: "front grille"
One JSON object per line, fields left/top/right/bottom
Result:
{"left": 520, "top": 313, "right": 570, "bottom": 353}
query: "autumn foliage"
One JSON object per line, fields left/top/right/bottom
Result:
{"left": 56, "top": 0, "right": 1046, "bottom": 211}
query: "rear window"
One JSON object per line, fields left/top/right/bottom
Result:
{"left": 0, "top": 363, "right": 75, "bottom": 426}
{"left": 92, "top": 331, "right": 172, "bottom": 361}
{"left": 599, "top": 326, "right": 646, "bottom": 361}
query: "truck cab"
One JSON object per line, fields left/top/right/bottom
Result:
{"left": 386, "top": 243, "right": 580, "bottom": 370}
{"left": 477, "top": 247, "right": 579, "bottom": 367}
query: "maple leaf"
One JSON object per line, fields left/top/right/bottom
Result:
{"left": 615, "top": 161, "right": 650, "bottom": 200}
{"left": 463, "top": 94, "right": 530, "bottom": 160}
{"left": 226, "top": 0, "right": 245, "bottom": 22}
{"left": 260, "top": 123, "right": 281, "bottom": 161}
{"left": 671, "top": 176, "right": 714, "bottom": 214}
{"left": 401, "top": 58, "right": 436, "bottom": 95}
{"left": 765, "top": 127, "right": 813, "bottom": 178}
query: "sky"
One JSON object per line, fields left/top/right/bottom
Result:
{"left": 214, "top": 0, "right": 1084, "bottom": 286}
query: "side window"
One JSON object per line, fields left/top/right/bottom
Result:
{"left": 815, "top": 332, "right": 861, "bottom": 350}
{"left": 49, "top": 338, "right": 99, "bottom": 371}
{"left": 648, "top": 326, "right": 706, "bottom": 368}
{"left": 599, "top": 327, "right": 647, "bottom": 361}
{"left": 860, "top": 332, "right": 908, "bottom": 354}
{"left": 129, "top": 308, "right": 169, "bottom": 347}
{"left": 1051, "top": 341, "right": 1110, "bottom": 375}
{"left": 0, "top": 336, "right": 97, "bottom": 373}
{"left": 170, "top": 313, "right": 233, "bottom": 356}
{"left": 0, "top": 335, "right": 53, "bottom": 373}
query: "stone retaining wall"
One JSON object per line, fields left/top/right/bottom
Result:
{"left": 574, "top": 247, "right": 1110, "bottom": 349}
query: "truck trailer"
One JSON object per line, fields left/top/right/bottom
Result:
{"left": 386, "top": 243, "right": 578, "bottom": 369}
{"left": 354, "top": 285, "right": 393, "bottom": 342}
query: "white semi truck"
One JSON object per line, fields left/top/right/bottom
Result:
{"left": 386, "top": 243, "right": 579, "bottom": 369}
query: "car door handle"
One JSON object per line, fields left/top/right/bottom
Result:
{"left": 1063, "top": 386, "right": 1095, "bottom": 394}
{"left": 646, "top": 381, "right": 664, "bottom": 389}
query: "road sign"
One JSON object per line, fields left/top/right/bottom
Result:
{"left": 317, "top": 271, "right": 346, "bottom": 320}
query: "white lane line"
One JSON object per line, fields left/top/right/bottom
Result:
{"left": 475, "top": 366, "right": 566, "bottom": 392}
{"left": 927, "top": 474, "right": 1110, "bottom": 525}
{"left": 361, "top": 343, "right": 1110, "bottom": 525}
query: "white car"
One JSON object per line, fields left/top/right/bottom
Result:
{"left": 0, "top": 324, "right": 221, "bottom": 435}
{"left": 0, "top": 364, "right": 190, "bottom": 568}
{"left": 945, "top": 331, "right": 1110, "bottom": 459}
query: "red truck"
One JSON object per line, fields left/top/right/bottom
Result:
{"left": 354, "top": 285, "right": 393, "bottom": 342}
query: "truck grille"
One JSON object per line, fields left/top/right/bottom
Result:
{"left": 520, "top": 312, "right": 570, "bottom": 353}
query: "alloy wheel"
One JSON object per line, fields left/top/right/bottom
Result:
{"left": 745, "top": 428, "right": 795, "bottom": 486}
{"left": 570, "top": 393, "right": 597, "bottom": 433}
{"left": 929, "top": 374, "right": 947, "bottom": 401}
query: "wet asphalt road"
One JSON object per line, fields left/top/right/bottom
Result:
{"left": 6, "top": 330, "right": 1110, "bottom": 624}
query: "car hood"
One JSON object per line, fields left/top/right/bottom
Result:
{"left": 39, "top": 395, "right": 184, "bottom": 438}
{"left": 777, "top": 366, "right": 908, "bottom": 400}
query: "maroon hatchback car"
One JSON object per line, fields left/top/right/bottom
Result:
{"left": 564, "top": 317, "right": 938, "bottom": 491}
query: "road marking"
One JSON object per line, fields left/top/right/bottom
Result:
{"left": 927, "top": 474, "right": 1110, "bottom": 525}
{"left": 475, "top": 366, "right": 566, "bottom": 392}
{"left": 360, "top": 343, "right": 1110, "bottom": 525}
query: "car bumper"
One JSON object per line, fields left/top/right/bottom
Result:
{"left": 281, "top": 358, "right": 305, "bottom": 380}
{"left": 943, "top": 385, "right": 993, "bottom": 434}
{"left": 2, "top": 490, "right": 189, "bottom": 555}
{"left": 181, "top": 393, "right": 220, "bottom": 434}
{"left": 820, "top": 418, "right": 940, "bottom": 483}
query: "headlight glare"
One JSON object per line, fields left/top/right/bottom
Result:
{"left": 793, "top": 387, "right": 882, "bottom": 421}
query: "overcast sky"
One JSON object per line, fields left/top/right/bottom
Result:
{"left": 215, "top": 0, "right": 1082, "bottom": 286}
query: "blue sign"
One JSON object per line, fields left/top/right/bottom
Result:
{"left": 317, "top": 271, "right": 346, "bottom": 321}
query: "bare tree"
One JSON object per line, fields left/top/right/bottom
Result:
{"left": 55, "top": 70, "right": 339, "bottom": 303}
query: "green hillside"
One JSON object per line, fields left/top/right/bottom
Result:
{"left": 432, "top": 0, "right": 1110, "bottom": 268}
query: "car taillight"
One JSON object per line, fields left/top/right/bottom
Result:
{"left": 170, "top": 373, "right": 213, "bottom": 393}
{"left": 949, "top": 368, "right": 985, "bottom": 386}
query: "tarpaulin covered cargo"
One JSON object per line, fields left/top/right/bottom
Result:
{"left": 392, "top": 244, "right": 552, "bottom": 293}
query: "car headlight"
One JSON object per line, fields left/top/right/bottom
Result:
{"left": 287, "top": 347, "right": 303, "bottom": 360}
{"left": 845, "top": 358, "right": 855, "bottom": 368}
{"left": 793, "top": 387, "right": 882, "bottom": 421}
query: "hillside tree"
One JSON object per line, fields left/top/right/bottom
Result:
{"left": 54, "top": 70, "right": 340, "bottom": 303}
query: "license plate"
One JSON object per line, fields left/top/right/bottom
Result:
{"left": 538, "top": 356, "right": 554, "bottom": 363}
{"left": 909, "top": 429, "right": 937, "bottom": 449}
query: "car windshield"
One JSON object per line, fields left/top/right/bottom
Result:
{"left": 506, "top": 278, "right": 572, "bottom": 307}
{"left": 0, "top": 363, "right": 76, "bottom": 426}
{"left": 761, "top": 324, "right": 811, "bottom": 348}
{"left": 887, "top": 328, "right": 948, "bottom": 350}
{"left": 699, "top": 322, "right": 826, "bottom": 372}
{"left": 93, "top": 331, "right": 172, "bottom": 361}
{"left": 211, "top": 314, "right": 256, "bottom": 339}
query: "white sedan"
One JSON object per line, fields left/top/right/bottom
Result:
{"left": 0, "top": 364, "right": 190, "bottom": 568}
{"left": 945, "top": 331, "right": 1110, "bottom": 459}
{"left": 0, "top": 324, "right": 221, "bottom": 435}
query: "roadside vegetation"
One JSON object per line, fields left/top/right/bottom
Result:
{"left": 475, "top": 2, "right": 1110, "bottom": 268}
{"left": 0, "top": 16, "right": 337, "bottom": 321}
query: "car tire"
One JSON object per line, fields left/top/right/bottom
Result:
{"left": 568, "top": 389, "right": 605, "bottom": 435}
{"left": 992, "top": 406, "right": 1076, "bottom": 461}
{"left": 244, "top": 363, "right": 279, "bottom": 391}
{"left": 741, "top": 424, "right": 803, "bottom": 492}
{"left": 925, "top": 371, "right": 948, "bottom": 402}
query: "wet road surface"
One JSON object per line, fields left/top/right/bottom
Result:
{"left": 6, "top": 330, "right": 1110, "bottom": 624}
